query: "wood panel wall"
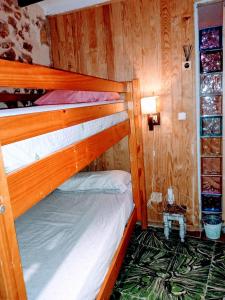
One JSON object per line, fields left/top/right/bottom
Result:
{"left": 49, "top": 0, "right": 199, "bottom": 229}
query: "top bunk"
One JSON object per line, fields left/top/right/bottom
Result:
{"left": 0, "top": 59, "right": 128, "bottom": 146}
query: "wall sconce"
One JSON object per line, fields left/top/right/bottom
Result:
{"left": 141, "top": 96, "right": 160, "bottom": 131}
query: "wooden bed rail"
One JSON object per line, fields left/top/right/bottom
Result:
{"left": 0, "top": 59, "right": 127, "bottom": 92}
{"left": 8, "top": 121, "right": 130, "bottom": 219}
{"left": 0, "top": 102, "right": 126, "bottom": 145}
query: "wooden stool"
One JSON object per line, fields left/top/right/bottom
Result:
{"left": 163, "top": 204, "right": 187, "bottom": 242}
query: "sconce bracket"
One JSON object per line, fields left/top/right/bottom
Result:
{"left": 148, "top": 113, "right": 160, "bottom": 131}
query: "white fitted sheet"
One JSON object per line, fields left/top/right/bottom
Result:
{"left": 0, "top": 101, "right": 122, "bottom": 117}
{"left": 1, "top": 103, "right": 127, "bottom": 173}
{"left": 16, "top": 187, "right": 134, "bottom": 300}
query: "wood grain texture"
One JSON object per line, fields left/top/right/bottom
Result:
{"left": 96, "top": 208, "right": 137, "bottom": 300}
{"left": 8, "top": 121, "right": 130, "bottom": 219}
{"left": 0, "top": 149, "right": 27, "bottom": 300}
{"left": 0, "top": 102, "right": 127, "bottom": 145}
{"left": 49, "top": 0, "right": 199, "bottom": 229}
{"left": 127, "top": 82, "right": 142, "bottom": 222}
{"left": 0, "top": 59, "right": 126, "bottom": 92}
{"left": 131, "top": 80, "right": 147, "bottom": 228}
{"left": 223, "top": 3, "right": 225, "bottom": 223}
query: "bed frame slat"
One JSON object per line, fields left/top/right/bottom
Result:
{"left": 0, "top": 102, "right": 127, "bottom": 145}
{"left": 0, "top": 59, "right": 126, "bottom": 92}
{"left": 8, "top": 121, "right": 130, "bottom": 219}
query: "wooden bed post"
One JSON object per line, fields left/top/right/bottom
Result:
{"left": 0, "top": 148, "right": 27, "bottom": 300}
{"left": 127, "top": 81, "right": 147, "bottom": 229}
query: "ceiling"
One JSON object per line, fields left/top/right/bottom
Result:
{"left": 38, "top": 0, "right": 110, "bottom": 15}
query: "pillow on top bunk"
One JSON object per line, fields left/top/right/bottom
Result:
{"left": 57, "top": 170, "right": 131, "bottom": 193}
{"left": 34, "top": 90, "right": 120, "bottom": 105}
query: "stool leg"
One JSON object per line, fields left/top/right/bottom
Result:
{"left": 168, "top": 221, "right": 172, "bottom": 232}
{"left": 164, "top": 215, "right": 169, "bottom": 240}
{"left": 179, "top": 218, "right": 185, "bottom": 242}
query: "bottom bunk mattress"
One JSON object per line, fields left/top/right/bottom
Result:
{"left": 15, "top": 186, "right": 134, "bottom": 300}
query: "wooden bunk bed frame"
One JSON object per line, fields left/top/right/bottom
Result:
{"left": 0, "top": 59, "right": 147, "bottom": 300}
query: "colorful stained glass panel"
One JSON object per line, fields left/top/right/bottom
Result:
{"left": 202, "top": 194, "right": 222, "bottom": 212}
{"left": 200, "top": 95, "right": 222, "bottom": 115}
{"left": 199, "top": 27, "right": 222, "bottom": 50}
{"left": 201, "top": 116, "right": 222, "bottom": 136}
{"left": 201, "top": 157, "right": 222, "bottom": 175}
{"left": 200, "top": 50, "right": 222, "bottom": 73}
{"left": 201, "top": 138, "right": 222, "bottom": 156}
{"left": 202, "top": 176, "right": 222, "bottom": 194}
{"left": 200, "top": 73, "right": 222, "bottom": 95}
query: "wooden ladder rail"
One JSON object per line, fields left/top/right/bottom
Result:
{"left": 127, "top": 80, "right": 147, "bottom": 229}
{"left": 0, "top": 148, "right": 27, "bottom": 300}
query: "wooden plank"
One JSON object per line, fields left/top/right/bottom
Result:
{"left": 0, "top": 102, "right": 127, "bottom": 145}
{"left": 127, "top": 82, "right": 142, "bottom": 222}
{"left": 96, "top": 208, "right": 137, "bottom": 300}
{"left": 103, "top": 5, "right": 115, "bottom": 80}
{"left": 0, "top": 59, "right": 126, "bottom": 92}
{"left": 131, "top": 80, "right": 147, "bottom": 228}
{"left": 8, "top": 121, "right": 130, "bottom": 219}
{"left": 0, "top": 148, "right": 27, "bottom": 300}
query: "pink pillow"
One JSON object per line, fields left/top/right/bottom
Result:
{"left": 34, "top": 90, "right": 120, "bottom": 105}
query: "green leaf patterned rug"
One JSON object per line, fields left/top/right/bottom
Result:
{"left": 111, "top": 225, "right": 225, "bottom": 300}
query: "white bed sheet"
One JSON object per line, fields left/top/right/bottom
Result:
{"left": 16, "top": 187, "right": 134, "bottom": 300}
{"left": 0, "top": 101, "right": 123, "bottom": 117}
{"left": 1, "top": 103, "right": 127, "bottom": 173}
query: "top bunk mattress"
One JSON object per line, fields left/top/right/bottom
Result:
{"left": 15, "top": 187, "right": 134, "bottom": 300}
{"left": 2, "top": 102, "right": 128, "bottom": 173}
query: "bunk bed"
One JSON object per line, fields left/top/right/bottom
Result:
{"left": 0, "top": 59, "right": 147, "bottom": 300}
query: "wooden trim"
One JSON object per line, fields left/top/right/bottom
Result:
{"left": 0, "top": 59, "right": 126, "bottom": 92}
{"left": 0, "top": 148, "right": 27, "bottom": 300}
{"left": 96, "top": 208, "right": 137, "bottom": 300}
{"left": 131, "top": 80, "right": 147, "bottom": 229}
{"left": 126, "top": 82, "right": 142, "bottom": 222}
{"left": 8, "top": 120, "right": 130, "bottom": 219}
{"left": 0, "top": 93, "right": 40, "bottom": 103}
{"left": 0, "top": 102, "right": 127, "bottom": 145}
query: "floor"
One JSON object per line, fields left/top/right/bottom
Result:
{"left": 111, "top": 225, "right": 225, "bottom": 300}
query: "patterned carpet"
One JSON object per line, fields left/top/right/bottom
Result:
{"left": 111, "top": 225, "right": 225, "bottom": 300}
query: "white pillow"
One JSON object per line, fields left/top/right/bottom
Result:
{"left": 57, "top": 170, "right": 131, "bottom": 193}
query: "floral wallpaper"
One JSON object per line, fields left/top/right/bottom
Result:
{"left": 0, "top": 0, "right": 51, "bottom": 108}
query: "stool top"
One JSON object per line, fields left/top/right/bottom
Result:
{"left": 164, "top": 204, "right": 187, "bottom": 214}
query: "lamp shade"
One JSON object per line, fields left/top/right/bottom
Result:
{"left": 141, "top": 96, "right": 157, "bottom": 114}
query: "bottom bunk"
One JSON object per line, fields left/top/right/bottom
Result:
{"left": 15, "top": 171, "right": 136, "bottom": 300}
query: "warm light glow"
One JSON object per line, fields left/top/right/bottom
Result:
{"left": 141, "top": 96, "right": 158, "bottom": 114}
